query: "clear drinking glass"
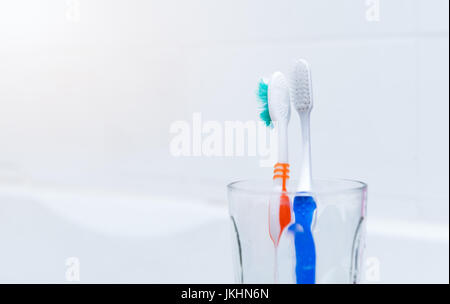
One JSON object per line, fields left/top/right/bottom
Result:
{"left": 228, "top": 179, "right": 367, "bottom": 284}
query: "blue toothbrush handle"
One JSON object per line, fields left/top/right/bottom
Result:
{"left": 293, "top": 228, "right": 316, "bottom": 284}
{"left": 290, "top": 195, "right": 317, "bottom": 284}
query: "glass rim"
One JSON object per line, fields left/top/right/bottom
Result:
{"left": 227, "top": 178, "right": 367, "bottom": 196}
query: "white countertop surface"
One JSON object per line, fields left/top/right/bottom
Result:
{"left": 0, "top": 181, "right": 448, "bottom": 283}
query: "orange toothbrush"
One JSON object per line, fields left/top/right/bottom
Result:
{"left": 257, "top": 72, "right": 292, "bottom": 246}
{"left": 269, "top": 163, "right": 291, "bottom": 245}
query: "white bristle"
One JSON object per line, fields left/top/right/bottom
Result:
{"left": 291, "top": 59, "right": 313, "bottom": 113}
{"left": 268, "top": 71, "right": 291, "bottom": 122}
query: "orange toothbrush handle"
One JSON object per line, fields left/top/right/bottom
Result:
{"left": 279, "top": 193, "right": 291, "bottom": 232}
{"left": 271, "top": 163, "right": 291, "bottom": 243}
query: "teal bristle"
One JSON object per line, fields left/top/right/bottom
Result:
{"left": 257, "top": 80, "right": 272, "bottom": 127}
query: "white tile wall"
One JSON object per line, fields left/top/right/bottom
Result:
{"left": 0, "top": 0, "right": 448, "bottom": 284}
{"left": 0, "top": 0, "right": 448, "bottom": 216}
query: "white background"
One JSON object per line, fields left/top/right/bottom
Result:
{"left": 0, "top": 0, "right": 448, "bottom": 283}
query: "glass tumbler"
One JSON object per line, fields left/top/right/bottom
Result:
{"left": 228, "top": 179, "right": 367, "bottom": 284}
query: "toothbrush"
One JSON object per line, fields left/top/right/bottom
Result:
{"left": 289, "top": 59, "right": 317, "bottom": 284}
{"left": 257, "top": 72, "right": 291, "bottom": 247}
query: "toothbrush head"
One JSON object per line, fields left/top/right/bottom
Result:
{"left": 257, "top": 79, "right": 272, "bottom": 127}
{"left": 291, "top": 59, "right": 313, "bottom": 113}
{"left": 268, "top": 71, "right": 291, "bottom": 123}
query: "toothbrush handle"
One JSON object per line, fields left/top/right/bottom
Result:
{"left": 273, "top": 163, "right": 290, "bottom": 191}
{"left": 277, "top": 121, "right": 289, "bottom": 164}
{"left": 290, "top": 194, "right": 317, "bottom": 284}
{"left": 269, "top": 163, "right": 291, "bottom": 245}
{"left": 297, "top": 113, "right": 312, "bottom": 192}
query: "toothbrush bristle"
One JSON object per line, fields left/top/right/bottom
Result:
{"left": 269, "top": 72, "right": 291, "bottom": 122}
{"left": 257, "top": 79, "right": 272, "bottom": 127}
{"left": 291, "top": 59, "right": 313, "bottom": 112}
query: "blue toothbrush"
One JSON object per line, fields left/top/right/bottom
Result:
{"left": 289, "top": 59, "right": 317, "bottom": 284}
{"left": 289, "top": 194, "right": 316, "bottom": 283}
